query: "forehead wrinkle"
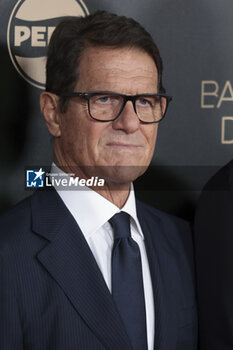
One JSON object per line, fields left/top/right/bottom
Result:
{"left": 88, "top": 63, "right": 156, "bottom": 76}
{"left": 86, "top": 66, "right": 158, "bottom": 90}
{"left": 82, "top": 48, "right": 157, "bottom": 76}
{"left": 86, "top": 76, "right": 157, "bottom": 95}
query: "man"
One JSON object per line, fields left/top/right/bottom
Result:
{"left": 0, "top": 11, "right": 197, "bottom": 350}
{"left": 194, "top": 159, "right": 233, "bottom": 349}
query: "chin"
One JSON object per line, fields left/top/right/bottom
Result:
{"left": 101, "top": 164, "right": 148, "bottom": 186}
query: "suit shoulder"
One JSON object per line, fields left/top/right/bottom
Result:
{"left": 136, "top": 199, "right": 190, "bottom": 230}
{"left": 0, "top": 194, "right": 32, "bottom": 247}
{"left": 203, "top": 159, "right": 233, "bottom": 191}
{"left": 195, "top": 160, "right": 233, "bottom": 217}
{"left": 136, "top": 200, "right": 193, "bottom": 264}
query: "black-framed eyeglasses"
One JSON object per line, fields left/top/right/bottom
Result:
{"left": 60, "top": 91, "right": 172, "bottom": 124}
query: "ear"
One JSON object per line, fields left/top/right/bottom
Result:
{"left": 40, "top": 92, "right": 61, "bottom": 137}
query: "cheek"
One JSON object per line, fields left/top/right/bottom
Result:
{"left": 93, "top": 124, "right": 112, "bottom": 146}
{"left": 152, "top": 128, "right": 158, "bottom": 148}
{"left": 142, "top": 126, "right": 158, "bottom": 163}
{"left": 144, "top": 125, "right": 158, "bottom": 149}
{"left": 78, "top": 123, "right": 110, "bottom": 162}
{"left": 59, "top": 115, "right": 84, "bottom": 158}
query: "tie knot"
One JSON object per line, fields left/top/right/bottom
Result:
{"left": 109, "top": 212, "right": 131, "bottom": 239}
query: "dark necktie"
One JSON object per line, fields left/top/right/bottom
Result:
{"left": 109, "top": 212, "right": 148, "bottom": 350}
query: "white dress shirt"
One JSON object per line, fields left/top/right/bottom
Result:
{"left": 51, "top": 163, "right": 155, "bottom": 350}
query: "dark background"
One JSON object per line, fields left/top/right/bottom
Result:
{"left": 1, "top": 0, "right": 232, "bottom": 221}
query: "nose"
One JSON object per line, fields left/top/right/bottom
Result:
{"left": 112, "top": 100, "right": 140, "bottom": 134}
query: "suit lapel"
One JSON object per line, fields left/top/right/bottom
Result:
{"left": 31, "top": 188, "right": 132, "bottom": 350}
{"left": 136, "top": 201, "right": 178, "bottom": 350}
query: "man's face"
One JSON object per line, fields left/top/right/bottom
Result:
{"left": 54, "top": 46, "right": 159, "bottom": 185}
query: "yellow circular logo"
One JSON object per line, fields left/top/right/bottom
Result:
{"left": 7, "top": 0, "right": 89, "bottom": 89}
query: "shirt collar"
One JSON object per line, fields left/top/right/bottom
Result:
{"left": 51, "top": 163, "right": 144, "bottom": 239}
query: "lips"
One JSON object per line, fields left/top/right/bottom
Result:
{"left": 107, "top": 142, "right": 141, "bottom": 148}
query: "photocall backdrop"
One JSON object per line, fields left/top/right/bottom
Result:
{"left": 0, "top": 0, "right": 232, "bottom": 220}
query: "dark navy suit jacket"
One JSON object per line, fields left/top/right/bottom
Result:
{"left": 0, "top": 188, "right": 197, "bottom": 350}
{"left": 194, "top": 160, "right": 233, "bottom": 349}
